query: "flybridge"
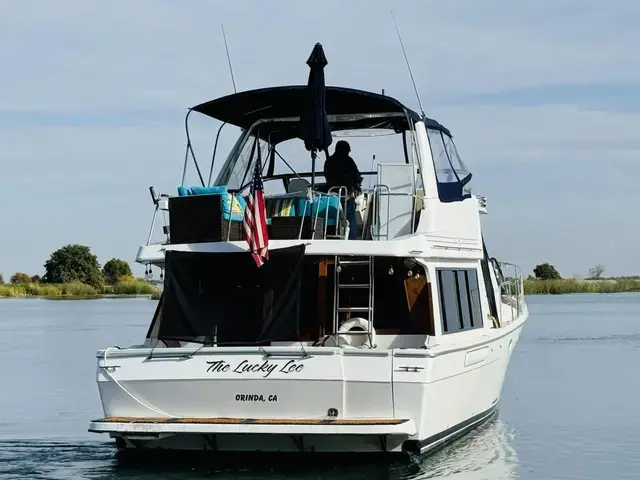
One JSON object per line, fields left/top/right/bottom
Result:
{"left": 137, "top": 46, "right": 474, "bottom": 255}
{"left": 141, "top": 113, "right": 471, "bottom": 250}
{"left": 137, "top": 82, "right": 474, "bottom": 254}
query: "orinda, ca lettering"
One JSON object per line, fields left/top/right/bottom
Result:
{"left": 206, "top": 359, "right": 304, "bottom": 378}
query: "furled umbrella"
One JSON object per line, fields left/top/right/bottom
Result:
{"left": 298, "top": 42, "right": 333, "bottom": 189}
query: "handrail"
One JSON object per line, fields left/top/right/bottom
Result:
{"left": 151, "top": 180, "right": 426, "bottom": 247}
{"left": 326, "top": 186, "right": 349, "bottom": 239}
{"left": 496, "top": 261, "right": 525, "bottom": 323}
{"left": 371, "top": 184, "right": 391, "bottom": 240}
{"left": 145, "top": 188, "right": 170, "bottom": 247}
{"left": 146, "top": 203, "right": 159, "bottom": 246}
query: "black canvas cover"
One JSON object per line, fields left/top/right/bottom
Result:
{"left": 156, "top": 245, "right": 306, "bottom": 345}
{"left": 192, "top": 86, "right": 421, "bottom": 128}
{"left": 191, "top": 86, "right": 451, "bottom": 144}
{"left": 298, "top": 43, "right": 332, "bottom": 153}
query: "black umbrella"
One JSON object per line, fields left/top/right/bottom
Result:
{"left": 298, "top": 42, "right": 332, "bottom": 189}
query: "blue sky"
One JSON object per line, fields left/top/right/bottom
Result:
{"left": 1, "top": 0, "right": 638, "bottom": 279}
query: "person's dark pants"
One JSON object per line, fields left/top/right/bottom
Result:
{"left": 346, "top": 197, "right": 357, "bottom": 240}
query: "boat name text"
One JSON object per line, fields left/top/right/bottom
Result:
{"left": 206, "top": 359, "right": 304, "bottom": 378}
{"left": 235, "top": 394, "right": 278, "bottom": 402}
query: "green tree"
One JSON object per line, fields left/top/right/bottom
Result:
{"left": 43, "top": 244, "right": 104, "bottom": 288}
{"left": 588, "top": 264, "right": 605, "bottom": 279}
{"left": 102, "top": 258, "right": 133, "bottom": 285}
{"left": 0, "top": 273, "right": 4, "bottom": 285}
{"left": 30, "top": 274, "right": 41, "bottom": 283}
{"left": 533, "top": 263, "right": 561, "bottom": 280}
{"left": 10, "top": 272, "right": 31, "bottom": 284}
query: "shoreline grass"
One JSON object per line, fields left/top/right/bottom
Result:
{"left": 3, "top": 278, "right": 639, "bottom": 299}
{"left": 0, "top": 280, "right": 161, "bottom": 299}
{"left": 524, "top": 278, "right": 640, "bottom": 295}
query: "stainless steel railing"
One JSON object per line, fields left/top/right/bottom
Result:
{"left": 146, "top": 187, "right": 170, "bottom": 246}
{"left": 158, "top": 180, "right": 423, "bottom": 245}
{"left": 370, "top": 184, "right": 391, "bottom": 240}
{"left": 496, "top": 261, "right": 525, "bottom": 322}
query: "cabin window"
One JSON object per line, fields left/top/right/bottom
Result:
{"left": 436, "top": 268, "right": 483, "bottom": 334}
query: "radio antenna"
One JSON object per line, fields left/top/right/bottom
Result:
{"left": 391, "top": 11, "right": 425, "bottom": 117}
{"left": 221, "top": 24, "right": 237, "bottom": 93}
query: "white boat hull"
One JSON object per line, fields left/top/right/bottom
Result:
{"left": 90, "top": 312, "right": 526, "bottom": 455}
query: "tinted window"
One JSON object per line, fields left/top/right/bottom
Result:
{"left": 437, "top": 269, "right": 461, "bottom": 333}
{"left": 456, "top": 271, "right": 473, "bottom": 328}
{"left": 436, "top": 268, "right": 483, "bottom": 334}
{"left": 466, "top": 270, "right": 483, "bottom": 327}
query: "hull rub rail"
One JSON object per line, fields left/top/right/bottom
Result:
{"left": 94, "top": 417, "right": 411, "bottom": 426}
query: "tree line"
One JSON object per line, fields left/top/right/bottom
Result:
{"left": 530, "top": 262, "right": 638, "bottom": 281}
{"left": 0, "top": 248, "right": 627, "bottom": 287}
{"left": 0, "top": 244, "right": 136, "bottom": 287}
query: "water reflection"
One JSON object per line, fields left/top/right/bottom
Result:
{"left": 0, "top": 417, "right": 518, "bottom": 480}
{"left": 411, "top": 418, "right": 518, "bottom": 480}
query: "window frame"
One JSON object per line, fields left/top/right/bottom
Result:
{"left": 435, "top": 267, "right": 484, "bottom": 334}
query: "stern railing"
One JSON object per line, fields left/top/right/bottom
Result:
{"left": 496, "top": 261, "right": 525, "bottom": 322}
{"left": 146, "top": 186, "right": 170, "bottom": 246}
{"left": 147, "top": 181, "right": 424, "bottom": 247}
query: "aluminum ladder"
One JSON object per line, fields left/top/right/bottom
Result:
{"left": 332, "top": 256, "right": 375, "bottom": 332}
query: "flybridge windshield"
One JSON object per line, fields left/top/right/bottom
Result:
{"left": 214, "top": 114, "right": 417, "bottom": 194}
{"left": 223, "top": 135, "right": 271, "bottom": 190}
{"left": 426, "top": 128, "right": 472, "bottom": 203}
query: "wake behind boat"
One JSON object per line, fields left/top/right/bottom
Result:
{"left": 88, "top": 43, "right": 528, "bottom": 457}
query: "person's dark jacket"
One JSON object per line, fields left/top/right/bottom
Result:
{"left": 324, "top": 153, "right": 363, "bottom": 192}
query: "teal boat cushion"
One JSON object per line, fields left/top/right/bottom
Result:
{"left": 294, "top": 195, "right": 341, "bottom": 226}
{"left": 177, "top": 185, "right": 247, "bottom": 222}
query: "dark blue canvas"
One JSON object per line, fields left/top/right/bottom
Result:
{"left": 298, "top": 43, "right": 332, "bottom": 152}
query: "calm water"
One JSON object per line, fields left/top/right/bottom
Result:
{"left": 1, "top": 294, "right": 639, "bottom": 479}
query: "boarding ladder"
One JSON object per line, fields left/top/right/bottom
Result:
{"left": 332, "top": 256, "right": 375, "bottom": 333}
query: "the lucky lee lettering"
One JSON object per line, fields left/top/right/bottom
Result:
{"left": 206, "top": 359, "right": 304, "bottom": 378}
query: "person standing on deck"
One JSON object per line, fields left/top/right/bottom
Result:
{"left": 323, "top": 140, "right": 362, "bottom": 240}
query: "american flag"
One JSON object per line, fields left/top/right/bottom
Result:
{"left": 243, "top": 154, "right": 269, "bottom": 267}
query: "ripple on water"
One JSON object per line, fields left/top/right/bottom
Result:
{"left": 534, "top": 333, "right": 640, "bottom": 345}
{"left": 0, "top": 440, "right": 116, "bottom": 480}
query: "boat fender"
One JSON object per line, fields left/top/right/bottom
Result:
{"left": 337, "top": 317, "right": 376, "bottom": 349}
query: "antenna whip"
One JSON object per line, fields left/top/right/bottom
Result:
{"left": 221, "top": 24, "right": 237, "bottom": 93}
{"left": 391, "top": 11, "right": 425, "bottom": 117}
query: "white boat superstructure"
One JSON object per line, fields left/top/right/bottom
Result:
{"left": 89, "top": 45, "right": 528, "bottom": 457}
